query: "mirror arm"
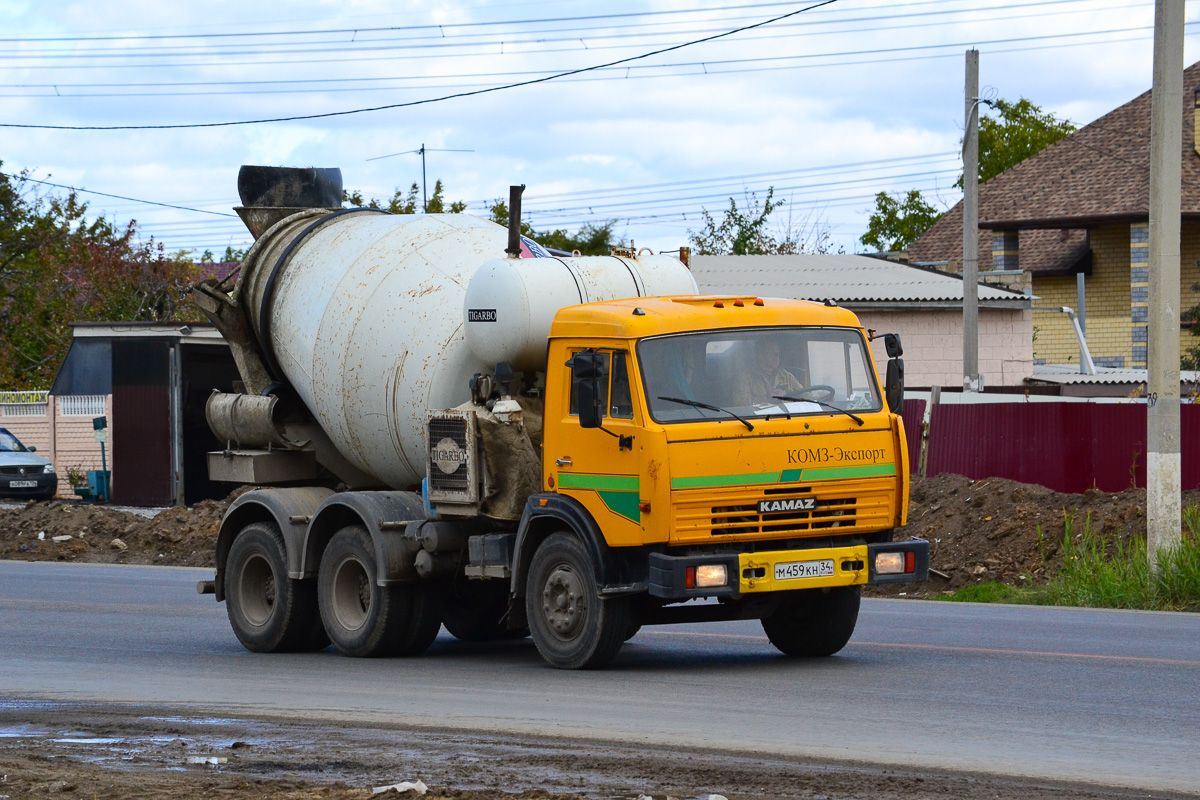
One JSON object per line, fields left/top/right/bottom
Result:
{"left": 595, "top": 424, "right": 634, "bottom": 451}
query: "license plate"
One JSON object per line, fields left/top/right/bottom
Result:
{"left": 8, "top": 480, "right": 37, "bottom": 488}
{"left": 774, "top": 558, "right": 835, "bottom": 581}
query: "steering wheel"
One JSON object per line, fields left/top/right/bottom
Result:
{"left": 792, "top": 385, "right": 836, "bottom": 403}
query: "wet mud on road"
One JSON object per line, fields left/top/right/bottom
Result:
{"left": 0, "top": 700, "right": 1191, "bottom": 800}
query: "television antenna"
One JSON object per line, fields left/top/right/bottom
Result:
{"left": 366, "top": 143, "right": 474, "bottom": 213}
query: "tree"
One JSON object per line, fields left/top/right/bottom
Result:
{"left": 0, "top": 162, "right": 201, "bottom": 389}
{"left": 860, "top": 190, "right": 943, "bottom": 252}
{"left": 961, "top": 97, "right": 1077, "bottom": 187}
{"left": 687, "top": 188, "right": 836, "bottom": 256}
{"left": 860, "top": 97, "right": 1075, "bottom": 252}
{"left": 343, "top": 179, "right": 466, "bottom": 214}
{"left": 487, "top": 200, "right": 618, "bottom": 256}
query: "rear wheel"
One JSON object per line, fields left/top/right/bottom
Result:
{"left": 526, "top": 532, "right": 629, "bottom": 669}
{"left": 318, "top": 525, "right": 441, "bottom": 658}
{"left": 761, "top": 586, "right": 860, "bottom": 657}
{"left": 225, "top": 522, "right": 327, "bottom": 653}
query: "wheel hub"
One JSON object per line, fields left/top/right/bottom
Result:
{"left": 331, "top": 555, "right": 372, "bottom": 632}
{"left": 542, "top": 565, "right": 586, "bottom": 638}
{"left": 238, "top": 553, "right": 277, "bottom": 627}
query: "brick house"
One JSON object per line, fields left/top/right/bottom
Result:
{"left": 908, "top": 60, "right": 1200, "bottom": 370}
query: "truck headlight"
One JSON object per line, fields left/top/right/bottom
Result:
{"left": 875, "top": 552, "right": 904, "bottom": 574}
{"left": 43, "top": 464, "right": 55, "bottom": 474}
{"left": 690, "top": 564, "right": 728, "bottom": 588}
{"left": 875, "top": 551, "right": 915, "bottom": 574}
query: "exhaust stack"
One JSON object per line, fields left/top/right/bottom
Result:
{"left": 505, "top": 183, "right": 525, "bottom": 258}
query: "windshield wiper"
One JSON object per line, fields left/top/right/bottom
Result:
{"left": 657, "top": 396, "right": 754, "bottom": 431}
{"left": 773, "top": 395, "right": 865, "bottom": 426}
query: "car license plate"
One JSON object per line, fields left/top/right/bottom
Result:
{"left": 774, "top": 558, "right": 835, "bottom": 581}
{"left": 9, "top": 480, "right": 37, "bottom": 488}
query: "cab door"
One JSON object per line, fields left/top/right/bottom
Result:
{"left": 549, "top": 346, "right": 645, "bottom": 546}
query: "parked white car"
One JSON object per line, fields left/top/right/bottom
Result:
{"left": 0, "top": 426, "right": 57, "bottom": 501}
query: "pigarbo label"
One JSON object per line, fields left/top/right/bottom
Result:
{"left": 431, "top": 437, "right": 467, "bottom": 474}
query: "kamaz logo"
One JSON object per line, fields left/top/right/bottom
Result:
{"left": 758, "top": 497, "right": 816, "bottom": 514}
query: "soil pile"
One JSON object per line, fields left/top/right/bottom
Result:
{"left": 871, "top": 473, "right": 1200, "bottom": 598}
{"left": 0, "top": 489, "right": 248, "bottom": 567}
{"left": 1, "top": 476, "right": 1190, "bottom": 598}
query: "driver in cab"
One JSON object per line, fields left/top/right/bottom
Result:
{"left": 734, "top": 339, "right": 803, "bottom": 406}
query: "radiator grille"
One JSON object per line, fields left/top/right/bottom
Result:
{"left": 427, "top": 411, "right": 478, "bottom": 503}
{"left": 672, "top": 479, "right": 894, "bottom": 542}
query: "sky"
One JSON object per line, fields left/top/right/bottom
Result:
{"left": 1, "top": 0, "right": 1198, "bottom": 258}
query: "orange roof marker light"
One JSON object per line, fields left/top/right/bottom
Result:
{"left": 713, "top": 300, "right": 725, "bottom": 308}
{"left": 753, "top": 297, "right": 765, "bottom": 306}
{"left": 733, "top": 299, "right": 745, "bottom": 307}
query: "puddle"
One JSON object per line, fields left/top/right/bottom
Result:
{"left": 141, "top": 716, "right": 246, "bottom": 726}
{"left": 53, "top": 737, "right": 125, "bottom": 745}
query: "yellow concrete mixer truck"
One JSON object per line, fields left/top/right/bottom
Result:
{"left": 193, "top": 166, "right": 927, "bottom": 669}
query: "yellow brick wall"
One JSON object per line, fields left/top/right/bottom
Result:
{"left": 1032, "top": 224, "right": 1131, "bottom": 365}
{"left": 1182, "top": 219, "right": 1200, "bottom": 333}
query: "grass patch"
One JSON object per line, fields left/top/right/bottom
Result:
{"left": 939, "top": 507, "right": 1200, "bottom": 611}
{"left": 934, "top": 581, "right": 1021, "bottom": 604}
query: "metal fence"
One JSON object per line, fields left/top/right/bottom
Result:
{"left": 901, "top": 394, "right": 1200, "bottom": 494}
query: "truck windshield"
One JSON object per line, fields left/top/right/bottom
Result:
{"left": 638, "top": 327, "right": 883, "bottom": 424}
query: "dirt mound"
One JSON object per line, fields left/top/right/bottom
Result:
{"left": 0, "top": 489, "right": 249, "bottom": 567}
{"left": 1, "top": 476, "right": 1189, "bottom": 599}
{"left": 866, "top": 473, "right": 1200, "bottom": 599}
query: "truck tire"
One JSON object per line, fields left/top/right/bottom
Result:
{"left": 761, "top": 586, "right": 861, "bottom": 657}
{"left": 443, "top": 581, "right": 527, "bottom": 642}
{"left": 318, "top": 525, "right": 439, "bottom": 658}
{"left": 526, "top": 532, "right": 629, "bottom": 669}
{"left": 392, "top": 582, "right": 444, "bottom": 656}
{"left": 225, "top": 522, "right": 328, "bottom": 653}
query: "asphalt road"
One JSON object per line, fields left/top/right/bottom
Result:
{"left": 1, "top": 560, "right": 1197, "bottom": 794}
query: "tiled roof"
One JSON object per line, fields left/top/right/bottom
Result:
{"left": 689, "top": 253, "right": 1028, "bottom": 305}
{"left": 908, "top": 206, "right": 1089, "bottom": 275}
{"left": 909, "top": 60, "right": 1200, "bottom": 269}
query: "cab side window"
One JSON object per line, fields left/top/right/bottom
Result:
{"left": 609, "top": 352, "right": 634, "bottom": 419}
{"left": 569, "top": 351, "right": 610, "bottom": 419}
{"left": 567, "top": 350, "right": 634, "bottom": 420}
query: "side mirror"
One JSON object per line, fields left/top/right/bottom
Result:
{"left": 884, "top": 333, "right": 903, "bottom": 359}
{"left": 568, "top": 351, "right": 606, "bottom": 429}
{"left": 885, "top": 358, "right": 905, "bottom": 415}
{"left": 28, "top": 445, "right": 37, "bottom": 452}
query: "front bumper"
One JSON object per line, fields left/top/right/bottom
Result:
{"left": 648, "top": 539, "right": 929, "bottom": 599}
{"left": 0, "top": 473, "right": 57, "bottom": 499}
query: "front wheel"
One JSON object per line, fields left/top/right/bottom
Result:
{"left": 526, "top": 532, "right": 629, "bottom": 669}
{"left": 225, "top": 521, "right": 327, "bottom": 653}
{"left": 761, "top": 586, "right": 860, "bottom": 657}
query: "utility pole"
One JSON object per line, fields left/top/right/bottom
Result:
{"left": 963, "top": 49, "right": 982, "bottom": 392}
{"left": 1147, "top": 0, "right": 1184, "bottom": 572}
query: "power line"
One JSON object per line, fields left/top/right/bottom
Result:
{"left": 1, "top": 172, "right": 238, "bottom": 217}
{"left": 0, "top": 0, "right": 1097, "bottom": 44}
{"left": 0, "top": 1, "right": 837, "bottom": 131}
{"left": 0, "top": 2, "right": 1142, "bottom": 92}
{"left": 0, "top": 0, "right": 1118, "bottom": 59}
